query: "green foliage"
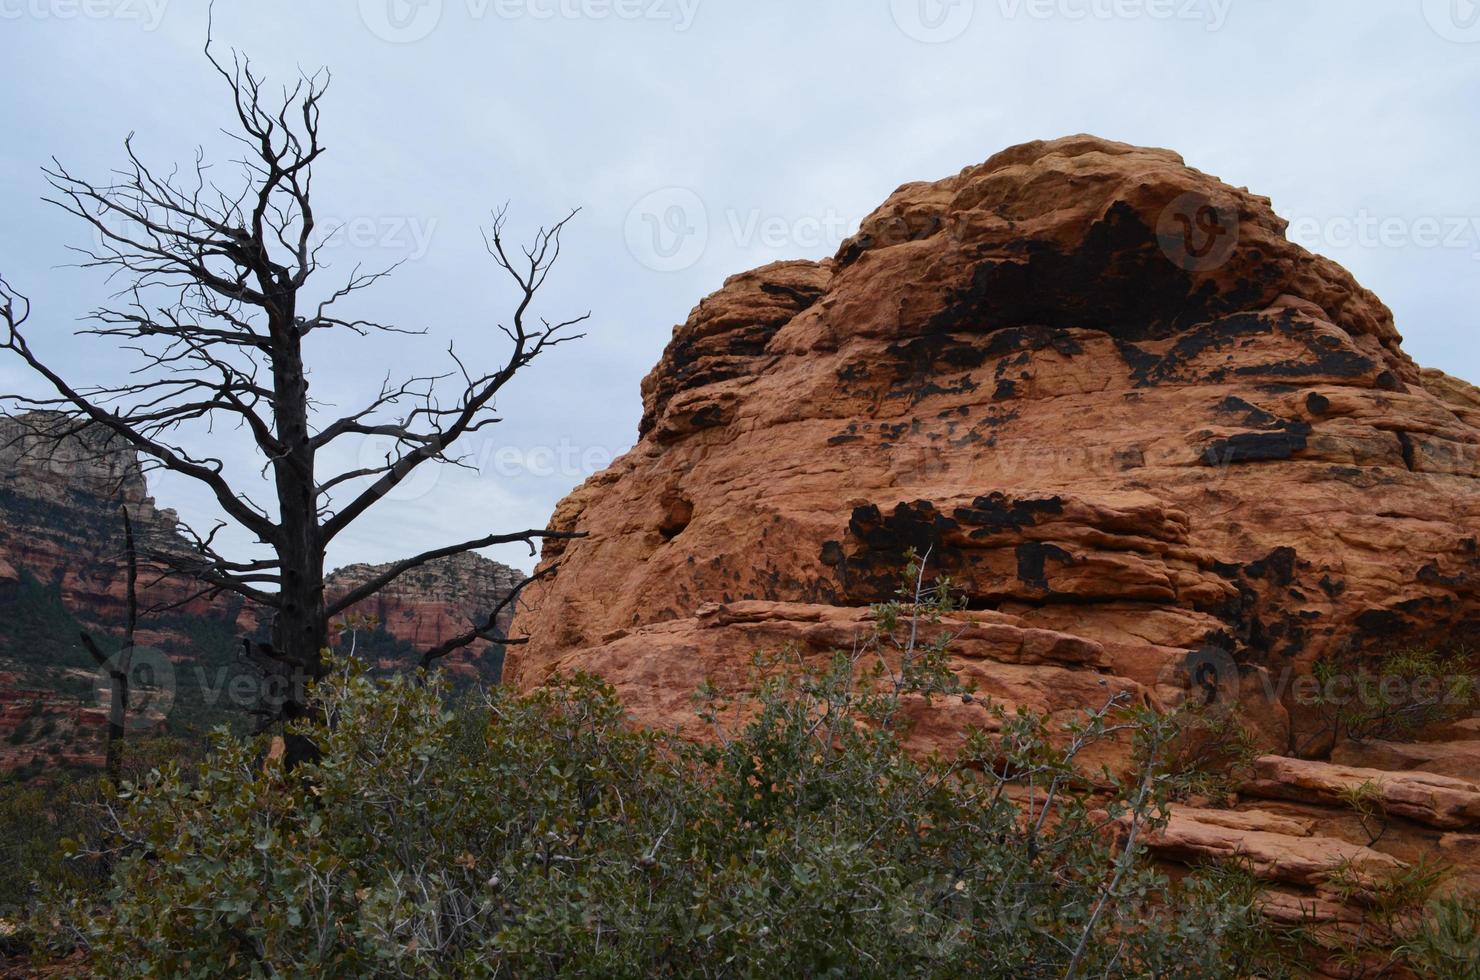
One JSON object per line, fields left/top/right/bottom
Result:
{"left": 1322, "top": 856, "right": 1452, "bottom": 975}
{"left": 1307, "top": 645, "right": 1478, "bottom": 748}
{"left": 47, "top": 568, "right": 1289, "bottom": 978}
{"left": 1336, "top": 779, "right": 1388, "bottom": 846}
{"left": 1161, "top": 710, "right": 1261, "bottom": 806}
{"left": 1399, "top": 893, "right": 1480, "bottom": 979}
{"left": 0, "top": 569, "right": 96, "bottom": 690}
{"left": 0, "top": 736, "right": 200, "bottom": 920}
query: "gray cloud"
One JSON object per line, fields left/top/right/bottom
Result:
{"left": 1, "top": 0, "right": 1476, "bottom": 572}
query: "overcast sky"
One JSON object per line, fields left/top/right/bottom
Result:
{"left": 1, "top": 0, "right": 1477, "bottom": 573}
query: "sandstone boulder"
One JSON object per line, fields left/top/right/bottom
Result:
{"left": 1242, "top": 755, "right": 1480, "bottom": 830}
{"left": 1138, "top": 805, "right": 1403, "bottom": 889}
{"left": 510, "top": 135, "right": 1480, "bottom": 756}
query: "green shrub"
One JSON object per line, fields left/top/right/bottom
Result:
{"left": 47, "top": 572, "right": 1292, "bottom": 978}
{"left": 0, "top": 735, "right": 199, "bottom": 923}
{"left": 1400, "top": 894, "right": 1480, "bottom": 979}
{"left": 1306, "top": 645, "right": 1478, "bottom": 750}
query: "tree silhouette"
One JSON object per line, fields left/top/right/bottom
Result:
{"left": 0, "top": 33, "right": 585, "bottom": 762}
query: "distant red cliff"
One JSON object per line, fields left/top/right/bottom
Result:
{"left": 0, "top": 412, "right": 523, "bottom": 774}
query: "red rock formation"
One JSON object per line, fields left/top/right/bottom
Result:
{"left": 508, "top": 136, "right": 1480, "bottom": 947}
{"left": 510, "top": 135, "right": 1479, "bottom": 745}
{"left": 0, "top": 412, "right": 254, "bottom": 643}
{"left": 326, "top": 552, "right": 524, "bottom": 681}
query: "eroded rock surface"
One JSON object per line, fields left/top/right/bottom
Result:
{"left": 510, "top": 135, "right": 1480, "bottom": 754}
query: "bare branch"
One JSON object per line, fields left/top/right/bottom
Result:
{"left": 326, "top": 529, "right": 583, "bottom": 617}
{"left": 418, "top": 564, "right": 560, "bottom": 670}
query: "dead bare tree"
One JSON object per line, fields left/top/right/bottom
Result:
{"left": 0, "top": 35, "right": 586, "bottom": 763}
{"left": 79, "top": 502, "right": 139, "bottom": 785}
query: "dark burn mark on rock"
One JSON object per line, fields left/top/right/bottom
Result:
{"left": 688, "top": 405, "right": 727, "bottom": 431}
{"left": 1305, "top": 392, "right": 1331, "bottom": 415}
{"left": 1209, "top": 560, "right": 1243, "bottom": 579}
{"left": 955, "top": 493, "right": 1063, "bottom": 535}
{"left": 878, "top": 327, "right": 1087, "bottom": 405}
{"left": 886, "top": 334, "right": 990, "bottom": 375}
{"left": 993, "top": 379, "right": 1017, "bottom": 401}
{"left": 657, "top": 495, "right": 694, "bottom": 542}
{"left": 1118, "top": 313, "right": 1272, "bottom": 387}
{"left": 1118, "top": 310, "right": 1381, "bottom": 390}
{"left": 1203, "top": 423, "right": 1312, "bottom": 466}
{"left": 821, "top": 501, "right": 963, "bottom": 599}
{"left": 1418, "top": 564, "right": 1465, "bottom": 588}
{"left": 1245, "top": 547, "right": 1298, "bottom": 587}
{"left": 758, "top": 280, "right": 825, "bottom": 309}
{"left": 1396, "top": 431, "right": 1417, "bottom": 471}
{"left": 1236, "top": 349, "right": 1373, "bottom": 381}
{"left": 923, "top": 201, "right": 1269, "bottom": 341}
{"left": 1015, "top": 542, "right": 1073, "bottom": 590}
{"left": 1215, "top": 396, "right": 1282, "bottom": 429}
{"left": 982, "top": 407, "right": 1020, "bottom": 428}
{"left": 1355, "top": 608, "right": 1407, "bottom": 638}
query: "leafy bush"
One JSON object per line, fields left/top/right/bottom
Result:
{"left": 1305, "top": 645, "right": 1478, "bottom": 750}
{"left": 0, "top": 736, "right": 201, "bottom": 920}
{"left": 43, "top": 574, "right": 1292, "bottom": 978}
{"left": 1400, "top": 894, "right": 1480, "bottom": 979}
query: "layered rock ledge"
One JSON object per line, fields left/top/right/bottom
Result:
{"left": 509, "top": 135, "right": 1480, "bottom": 756}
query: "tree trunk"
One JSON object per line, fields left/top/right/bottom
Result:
{"left": 268, "top": 309, "right": 326, "bottom": 766}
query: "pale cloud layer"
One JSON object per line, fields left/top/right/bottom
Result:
{"left": 1, "top": 0, "right": 1476, "bottom": 572}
